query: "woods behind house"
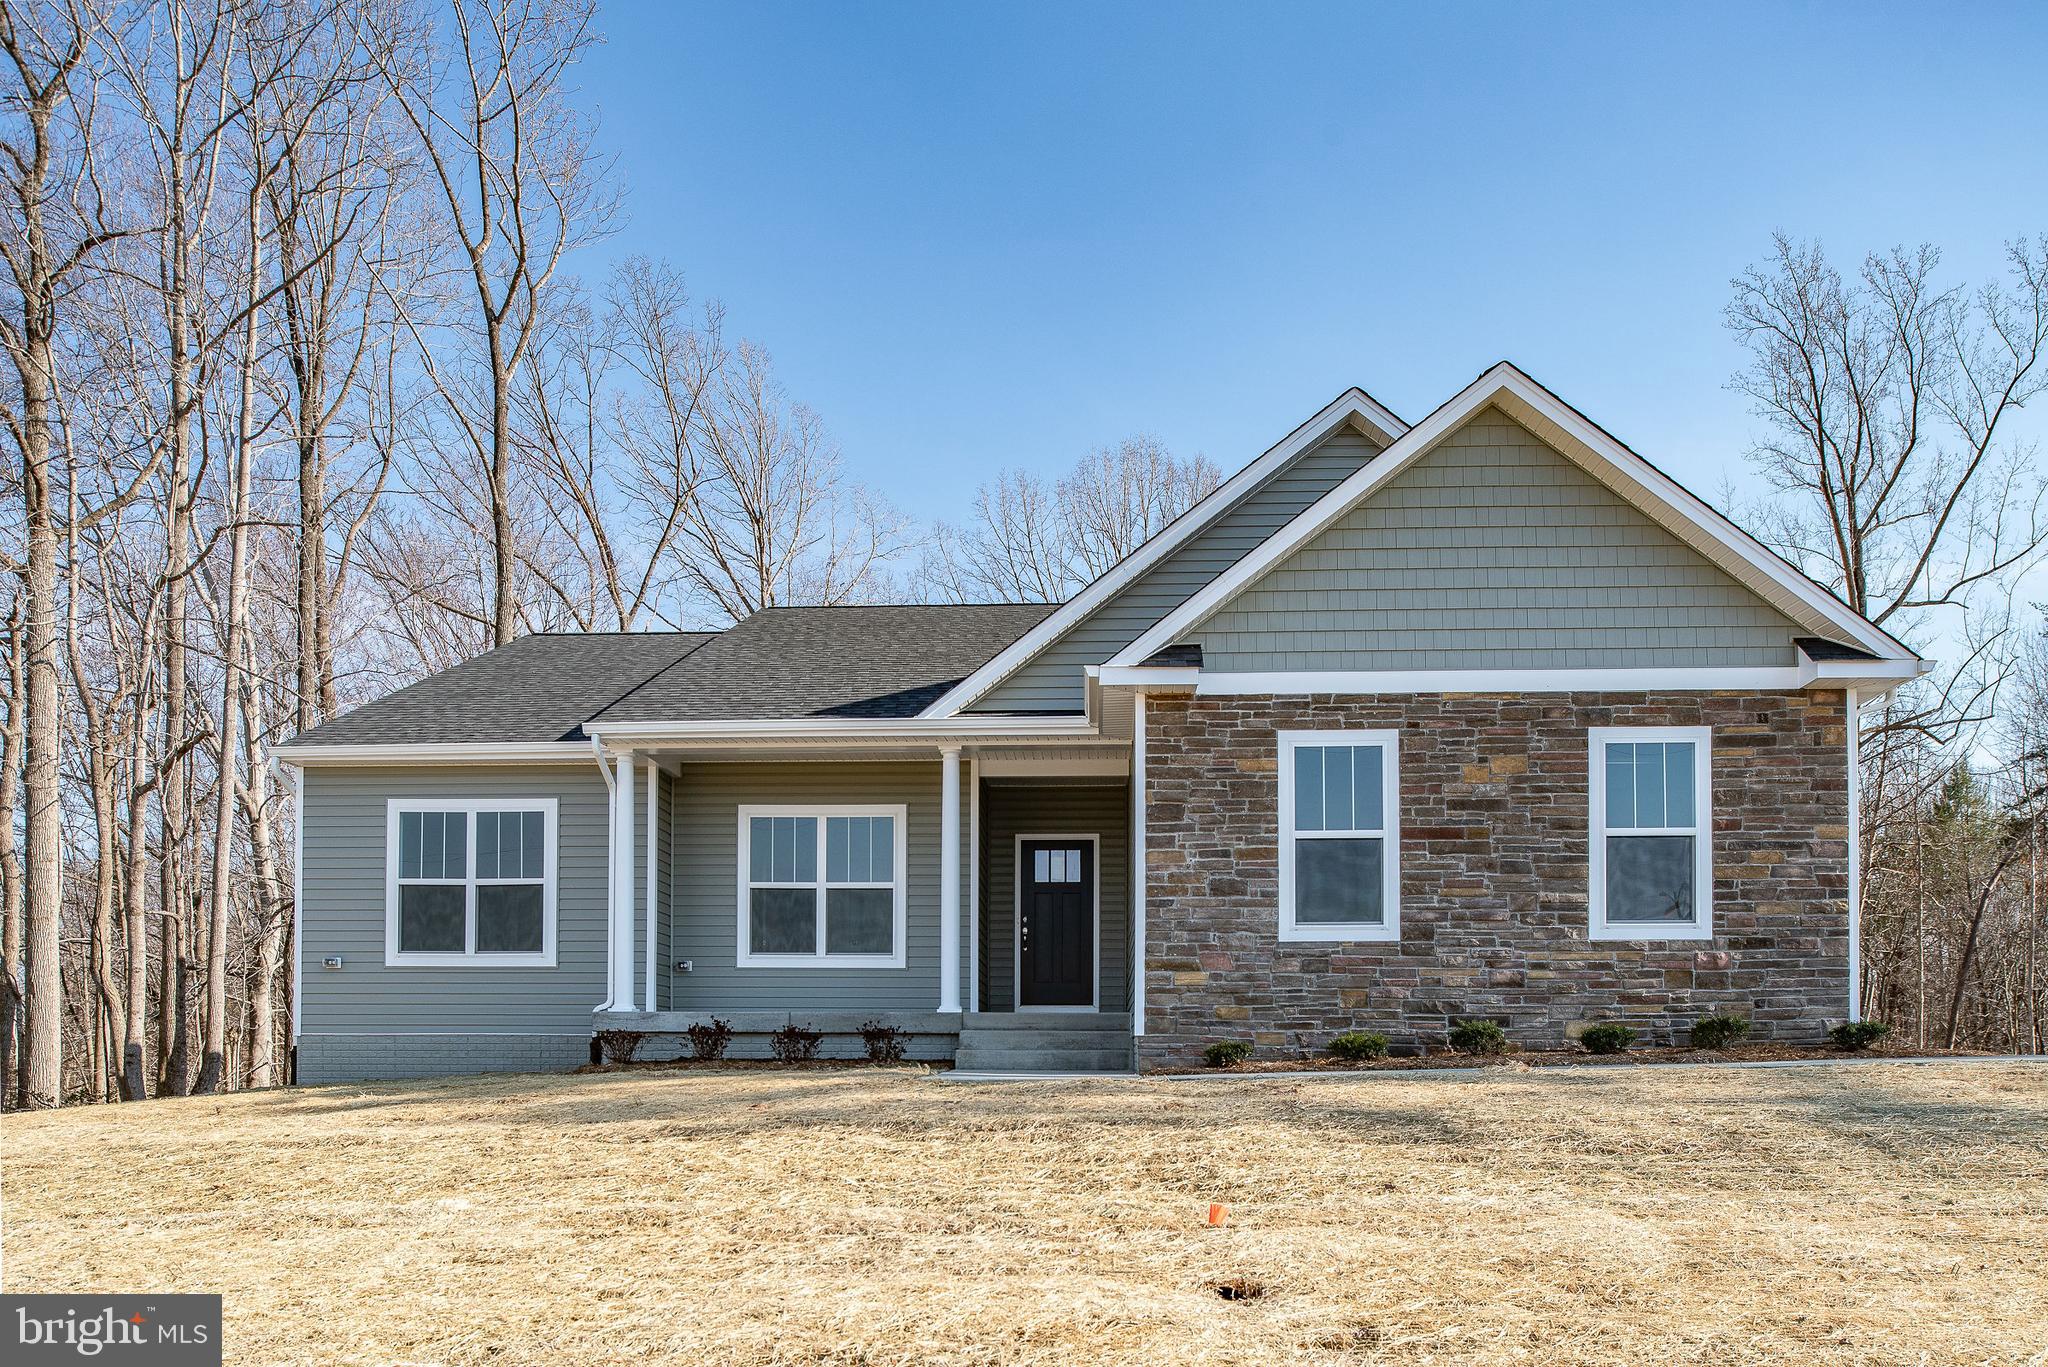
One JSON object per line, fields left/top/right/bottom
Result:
{"left": 3, "top": 1, "right": 2045, "bottom": 1108}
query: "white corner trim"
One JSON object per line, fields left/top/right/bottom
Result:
{"left": 1846, "top": 690, "right": 1862, "bottom": 1023}
{"left": 919, "top": 386, "right": 1409, "bottom": 718}
{"left": 384, "top": 797, "right": 560, "bottom": 968}
{"left": 1131, "top": 692, "right": 1147, "bottom": 1037}
{"left": 1276, "top": 729, "right": 1402, "bottom": 943}
{"left": 1108, "top": 362, "right": 1919, "bottom": 671}
{"left": 1013, "top": 833, "right": 1102, "bottom": 1012}
{"left": 734, "top": 803, "right": 910, "bottom": 970}
{"left": 1587, "top": 726, "right": 1714, "bottom": 943}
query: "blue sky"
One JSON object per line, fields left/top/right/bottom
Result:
{"left": 580, "top": 2, "right": 2048, "bottom": 525}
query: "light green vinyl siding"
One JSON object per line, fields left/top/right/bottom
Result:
{"left": 666, "top": 760, "right": 969, "bottom": 1012}
{"left": 1193, "top": 408, "right": 1802, "bottom": 671}
{"left": 978, "top": 781, "right": 1130, "bottom": 1012}
{"left": 970, "top": 431, "right": 1381, "bottom": 712}
{"left": 298, "top": 764, "right": 611, "bottom": 1034}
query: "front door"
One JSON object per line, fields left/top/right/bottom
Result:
{"left": 1019, "top": 838, "right": 1095, "bottom": 1009}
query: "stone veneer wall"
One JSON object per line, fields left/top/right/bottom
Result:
{"left": 1139, "top": 691, "right": 1850, "bottom": 1070}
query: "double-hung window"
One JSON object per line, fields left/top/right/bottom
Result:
{"left": 737, "top": 805, "right": 907, "bottom": 968}
{"left": 385, "top": 799, "right": 557, "bottom": 966}
{"left": 1277, "top": 730, "right": 1401, "bottom": 941}
{"left": 1589, "top": 727, "right": 1713, "bottom": 940}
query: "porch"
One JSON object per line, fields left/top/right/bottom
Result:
{"left": 587, "top": 729, "right": 1141, "bottom": 1071}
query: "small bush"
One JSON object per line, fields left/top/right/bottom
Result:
{"left": 594, "top": 1029, "right": 644, "bottom": 1065}
{"left": 1328, "top": 1031, "right": 1389, "bottom": 1061}
{"left": 1828, "top": 1020, "right": 1891, "bottom": 1052}
{"left": 858, "top": 1019, "right": 908, "bottom": 1064}
{"left": 1579, "top": 1023, "right": 1637, "bottom": 1055}
{"left": 685, "top": 1017, "right": 734, "bottom": 1061}
{"left": 1203, "top": 1039, "right": 1253, "bottom": 1068}
{"left": 769, "top": 1022, "right": 824, "bottom": 1064}
{"left": 1689, "top": 1014, "right": 1751, "bottom": 1051}
{"left": 1447, "top": 1019, "right": 1509, "bottom": 1056}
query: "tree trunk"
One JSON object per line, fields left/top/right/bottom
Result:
{"left": 1, "top": 596, "right": 25, "bottom": 1108}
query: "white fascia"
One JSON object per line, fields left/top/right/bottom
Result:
{"left": 1107, "top": 362, "right": 1923, "bottom": 673}
{"left": 585, "top": 715, "right": 1099, "bottom": 747}
{"left": 272, "top": 742, "right": 593, "bottom": 766}
{"left": 918, "top": 386, "right": 1409, "bottom": 719}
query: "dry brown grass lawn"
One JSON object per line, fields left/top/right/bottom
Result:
{"left": 6, "top": 1061, "right": 2046, "bottom": 1365}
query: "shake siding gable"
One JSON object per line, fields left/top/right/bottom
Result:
{"left": 969, "top": 430, "right": 1382, "bottom": 712}
{"left": 1192, "top": 408, "right": 1803, "bottom": 672}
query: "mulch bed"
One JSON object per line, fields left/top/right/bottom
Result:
{"left": 1168, "top": 1042, "right": 2003, "bottom": 1075}
{"left": 576, "top": 1057, "right": 935, "bottom": 1074}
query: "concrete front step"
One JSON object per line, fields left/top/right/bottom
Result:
{"left": 961, "top": 1011, "right": 1132, "bottom": 1032}
{"left": 957, "top": 1027, "right": 1135, "bottom": 1052}
{"left": 953, "top": 1045, "right": 1134, "bottom": 1073}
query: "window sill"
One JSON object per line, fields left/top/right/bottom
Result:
{"left": 1587, "top": 923, "right": 1713, "bottom": 943}
{"left": 383, "top": 952, "right": 558, "bottom": 968}
{"left": 1277, "top": 923, "right": 1400, "bottom": 944}
{"left": 734, "top": 954, "right": 908, "bottom": 970}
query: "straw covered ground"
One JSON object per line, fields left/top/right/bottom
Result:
{"left": 7, "top": 1061, "right": 2046, "bottom": 1365}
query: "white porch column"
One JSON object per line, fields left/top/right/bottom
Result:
{"left": 611, "top": 751, "right": 638, "bottom": 1012}
{"left": 643, "top": 761, "right": 660, "bottom": 1013}
{"left": 938, "top": 745, "right": 962, "bottom": 1013}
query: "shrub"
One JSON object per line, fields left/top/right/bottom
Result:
{"left": 685, "top": 1017, "right": 734, "bottom": 1061}
{"left": 1328, "top": 1031, "right": 1389, "bottom": 1061}
{"left": 1202, "top": 1039, "right": 1253, "bottom": 1068}
{"left": 770, "top": 1022, "right": 824, "bottom": 1064}
{"left": 1579, "top": 1023, "right": 1637, "bottom": 1055}
{"left": 859, "top": 1019, "right": 908, "bottom": 1064}
{"left": 594, "top": 1029, "right": 644, "bottom": 1065}
{"left": 1828, "top": 1020, "right": 1891, "bottom": 1052}
{"left": 1447, "top": 1019, "right": 1509, "bottom": 1056}
{"left": 1689, "top": 1014, "right": 1751, "bottom": 1051}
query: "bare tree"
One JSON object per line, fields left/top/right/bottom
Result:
{"left": 0, "top": 0, "right": 140, "bottom": 1110}
{"left": 926, "top": 435, "right": 1221, "bottom": 603}
{"left": 375, "top": 0, "right": 612, "bottom": 646}
{"left": 1727, "top": 235, "right": 2048, "bottom": 746}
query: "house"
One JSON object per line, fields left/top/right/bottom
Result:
{"left": 273, "top": 363, "right": 1927, "bottom": 1080}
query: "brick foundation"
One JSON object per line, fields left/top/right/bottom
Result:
{"left": 1138, "top": 691, "right": 1850, "bottom": 1070}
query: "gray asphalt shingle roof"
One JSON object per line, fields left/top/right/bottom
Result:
{"left": 589, "top": 603, "right": 1061, "bottom": 723}
{"left": 289, "top": 631, "right": 717, "bottom": 746}
{"left": 287, "top": 602, "right": 1064, "bottom": 745}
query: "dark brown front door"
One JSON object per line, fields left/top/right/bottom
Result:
{"left": 1019, "top": 839, "right": 1094, "bottom": 1008}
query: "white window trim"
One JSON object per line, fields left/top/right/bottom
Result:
{"left": 384, "top": 797, "right": 558, "bottom": 967}
{"left": 736, "top": 804, "right": 909, "bottom": 969}
{"left": 1277, "top": 729, "right": 1401, "bottom": 943}
{"left": 1588, "top": 726, "right": 1714, "bottom": 942}
{"left": 1012, "top": 832, "right": 1101, "bottom": 1013}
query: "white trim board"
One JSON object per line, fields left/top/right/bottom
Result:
{"left": 1013, "top": 832, "right": 1102, "bottom": 1012}
{"left": 921, "top": 387, "right": 1409, "bottom": 718}
{"left": 1108, "top": 362, "right": 1920, "bottom": 672}
{"left": 1177, "top": 664, "right": 1921, "bottom": 696}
